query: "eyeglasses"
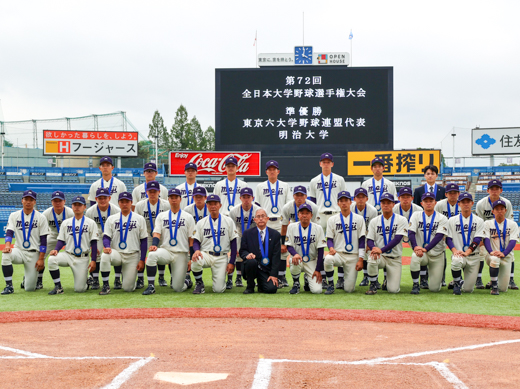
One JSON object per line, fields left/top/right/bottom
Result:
{"left": 255, "top": 214, "right": 268, "bottom": 219}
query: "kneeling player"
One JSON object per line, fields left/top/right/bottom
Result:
{"left": 47, "top": 196, "right": 99, "bottom": 294}
{"left": 366, "top": 193, "right": 407, "bottom": 295}
{"left": 408, "top": 192, "right": 449, "bottom": 294}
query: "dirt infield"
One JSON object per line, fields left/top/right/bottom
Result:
{"left": 1, "top": 317, "right": 520, "bottom": 388}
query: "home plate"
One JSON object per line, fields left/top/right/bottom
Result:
{"left": 153, "top": 372, "right": 229, "bottom": 385}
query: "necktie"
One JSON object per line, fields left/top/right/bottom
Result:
{"left": 429, "top": 186, "right": 433, "bottom": 193}
{"left": 260, "top": 230, "right": 264, "bottom": 243}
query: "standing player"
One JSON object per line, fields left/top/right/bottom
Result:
{"left": 286, "top": 203, "right": 326, "bottom": 294}
{"left": 229, "top": 188, "right": 261, "bottom": 288}
{"left": 309, "top": 153, "right": 346, "bottom": 287}
{"left": 366, "top": 193, "right": 408, "bottom": 295}
{"left": 132, "top": 162, "right": 169, "bottom": 210}
{"left": 88, "top": 156, "right": 127, "bottom": 207}
{"left": 280, "top": 186, "right": 320, "bottom": 287}
{"left": 446, "top": 193, "right": 485, "bottom": 295}
{"left": 254, "top": 160, "right": 290, "bottom": 288}
{"left": 361, "top": 158, "right": 397, "bottom": 213}
{"left": 1, "top": 190, "right": 50, "bottom": 294}
{"left": 176, "top": 162, "right": 199, "bottom": 210}
{"left": 475, "top": 179, "right": 516, "bottom": 290}
{"left": 323, "top": 191, "right": 366, "bottom": 294}
{"left": 142, "top": 188, "right": 196, "bottom": 295}
{"left": 413, "top": 165, "right": 446, "bottom": 206}
{"left": 408, "top": 192, "right": 450, "bottom": 294}
{"left": 40, "top": 190, "right": 73, "bottom": 290}
{"left": 191, "top": 194, "right": 238, "bottom": 294}
{"left": 99, "top": 192, "right": 148, "bottom": 294}
{"left": 348, "top": 187, "right": 378, "bottom": 288}
{"left": 212, "top": 156, "right": 248, "bottom": 217}
{"left": 134, "top": 181, "right": 170, "bottom": 288}
{"left": 183, "top": 186, "right": 208, "bottom": 222}
{"left": 482, "top": 200, "right": 519, "bottom": 295}
{"left": 85, "top": 187, "right": 120, "bottom": 289}
{"left": 47, "top": 196, "right": 99, "bottom": 294}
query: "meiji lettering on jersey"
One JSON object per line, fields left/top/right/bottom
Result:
{"left": 455, "top": 222, "right": 479, "bottom": 233}
{"left": 418, "top": 221, "right": 439, "bottom": 230}
{"left": 376, "top": 224, "right": 398, "bottom": 235}
{"left": 489, "top": 227, "right": 512, "bottom": 237}
{"left": 161, "top": 219, "right": 186, "bottom": 228}
{"left": 16, "top": 220, "right": 38, "bottom": 229}
{"left": 293, "top": 235, "right": 316, "bottom": 244}
{"left": 368, "top": 182, "right": 389, "bottom": 193}
{"left": 144, "top": 210, "right": 161, "bottom": 218}
{"left": 203, "top": 228, "right": 226, "bottom": 238}
{"left": 334, "top": 223, "right": 359, "bottom": 232}
{"left": 317, "top": 181, "right": 338, "bottom": 190}
{"left": 262, "top": 188, "right": 284, "bottom": 195}
{"left": 66, "top": 225, "right": 89, "bottom": 234}
{"left": 115, "top": 220, "right": 138, "bottom": 231}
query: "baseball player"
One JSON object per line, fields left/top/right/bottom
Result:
{"left": 1, "top": 190, "right": 50, "bottom": 294}
{"left": 85, "top": 187, "right": 121, "bottom": 290}
{"left": 323, "top": 191, "right": 366, "bottom": 294}
{"left": 308, "top": 152, "right": 346, "bottom": 288}
{"left": 361, "top": 157, "right": 397, "bottom": 214}
{"left": 286, "top": 203, "right": 326, "bottom": 294}
{"left": 191, "top": 194, "right": 238, "bottom": 294}
{"left": 88, "top": 156, "right": 127, "bottom": 207}
{"left": 39, "top": 190, "right": 73, "bottom": 290}
{"left": 408, "top": 192, "right": 450, "bottom": 294}
{"left": 212, "top": 156, "right": 248, "bottom": 216}
{"left": 280, "top": 186, "right": 320, "bottom": 287}
{"left": 366, "top": 193, "right": 407, "bottom": 295}
{"left": 348, "top": 187, "right": 378, "bottom": 289}
{"left": 254, "top": 160, "right": 290, "bottom": 287}
{"left": 134, "top": 180, "right": 170, "bottom": 288}
{"left": 142, "top": 188, "right": 196, "bottom": 295}
{"left": 446, "top": 192, "right": 485, "bottom": 295}
{"left": 228, "top": 188, "right": 261, "bottom": 288}
{"left": 47, "top": 196, "right": 99, "bottom": 294}
{"left": 475, "top": 179, "right": 516, "bottom": 290}
{"left": 482, "top": 199, "right": 519, "bottom": 295}
{"left": 175, "top": 162, "right": 199, "bottom": 209}
{"left": 99, "top": 192, "right": 148, "bottom": 294}
{"left": 132, "top": 162, "right": 169, "bottom": 210}
{"left": 435, "top": 183, "right": 461, "bottom": 288}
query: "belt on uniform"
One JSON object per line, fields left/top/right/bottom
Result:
{"left": 322, "top": 211, "right": 334, "bottom": 215}
{"left": 24, "top": 249, "right": 38, "bottom": 253}
{"left": 269, "top": 218, "right": 278, "bottom": 222}
{"left": 72, "top": 252, "right": 90, "bottom": 258}
{"left": 208, "top": 251, "right": 228, "bottom": 256}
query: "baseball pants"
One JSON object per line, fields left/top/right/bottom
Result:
{"left": 100, "top": 250, "right": 140, "bottom": 292}
{"left": 190, "top": 252, "right": 229, "bottom": 293}
{"left": 1, "top": 248, "right": 40, "bottom": 291}
{"left": 147, "top": 249, "right": 189, "bottom": 292}
{"left": 367, "top": 254, "right": 402, "bottom": 293}
{"left": 267, "top": 219, "right": 289, "bottom": 275}
{"left": 324, "top": 252, "right": 359, "bottom": 293}
{"left": 318, "top": 212, "right": 338, "bottom": 235}
{"left": 485, "top": 254, "right": 513, "bottom": 293}
{"left": 411, "top": 252, "right": 444, "bottom": 292}
{"left": 44, "top": 236, "right": 59, "bottom": 258}
{"left": 290, "top": 258, "right": 322, "bottom": 294}
{"left": 451, "top": 254, "right": 480, "bottom": 293}
{"left": 243, "top": 259, "right": 277, "bottom": 294}
{"left": 48, "top": 251, "right": 90, "bottom": 292}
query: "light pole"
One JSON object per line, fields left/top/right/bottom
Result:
{"left": 451, "top": 132, "right": 456, "bottom": 173}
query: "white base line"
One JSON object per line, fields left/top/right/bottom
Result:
{"left": 251, "top": 338, "right": 520, "bottom": 389}
{"left": 101, "top": 357, "right": 154, "bottom": 389}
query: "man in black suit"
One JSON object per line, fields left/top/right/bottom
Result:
{"left": 413, "top": 165, "right": 446, "bottom": 207}
{"left": 239, "top": 208, "right": 280, "bottom": 294}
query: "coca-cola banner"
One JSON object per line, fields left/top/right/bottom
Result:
{"left": 169, "top": 151, "right": 261, "bottom": 176}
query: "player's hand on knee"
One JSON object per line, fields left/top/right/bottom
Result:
{"left": 103, "top": 247, "right": 112, "bottom": 254}
{"left": 413, "top": 247, "right": 424, "bottom": 257}
{"left": 312, "top": 271, "right": 322, "bottom": 284}
{"left": 149, "top": 245, "right": 157, "bottom": 252}
{"left": 226, "top": 263, "right": 235, "bottom": 274}
{"left": 192, "top": 250, "right": 202, "bottom": 261}
{"left": 451, "top": 249, "right": 464, "bottom": 257}
{"left": 49, "top": 250, "right": 58, "bottom": 256}
{"left": 136, "top": 261, "right": 145, "bottom": 272}
{"left": 2, "top": 246, "right": 11, "bottom": 254}
{"left": 355, "top": 258, "right": 364, "bottom": 271}
{"left": 328, "top": 247, "right": 336, "bottom": 256}
{"left": 292, "top": 254, "right": 302, "bottom": 265}
{"left": 35, "top": 259, "right": 44, "bottom": 271}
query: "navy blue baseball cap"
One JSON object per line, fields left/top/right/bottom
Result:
{"left": 265, "top": 160, "right": 279, "bottom": 170}
{"left": 224, "top": 156, "right": 238, "bottom": 166}
{"left": 492, "top": 199, "right": 507, "bottom": 209}
{"left": 337, "top": 191, "right": 351, "bottom": 200}
{"left": 354, "top": 187, "right": 368, "bottom": 197}
{"left": 146, "top": 180, "right": 160, "bottom": 191}
{"left": 206, "top": 194, "right": 221, "bottom": 203}
{"left": 144, "top": 162, "right": 157, "bottom": 171}
{"left": 22, "top": 190, "right": 37, "bottom": 200}
{"left": 118, "top": 192, "right": 132, "bottom": 202}
{"left": 240, "top": 187, "right": 254, "bottom": 197}
{"left": 51, "top": 190, "right": 65, "bottom": 200}
{"left": 185, "top": 162, "right": 197, "bottom": 171}
{"left": 192, "top": 186, "right": 207, "bottom": 196}
{"left": 398, "top": 187, "right": 413, "bottom": 197}
{"left": 71, "top": 196, "right": 86, "bottom": 205}
{"left": 100, "top": 156, "right": 113, "bottom": 165}
{"left": 445, "top": 183, "right": 460, "bottom": 193}
{"left": 488, "top": 179, "right": 502, "bottom": 188}
{"left": 320, "top": 153, "right": 333, "bottom": 161}
{"left": 168, "top": 188, "right": 182, "bottom": 197}
{"left": 293, "top": 186, "right": 307, "bottom": 195}
{"left": 458, "top": 192, "right": 473, "bottom": 202}
{"left": 381, "top": 193, "right": 395, "bottom": 203}
{"left": 96, "top": 187, "right": 111, "bottom": 197}
{"left": 298, "top": 203, "right": 313, "bottom": 213}
{"left": 421, "top": 192, "right": 436, "bottom": 201}
{"left": 371, "top": 157, "right": 384, "bottom": 167}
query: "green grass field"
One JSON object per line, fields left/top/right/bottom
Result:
{"left": 1, "top": 243, "right": 519, "bottom": 317}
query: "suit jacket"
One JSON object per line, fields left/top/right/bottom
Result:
{"left": 413, "top": 184, "right": 446, "bottom": 207}
{"left": 239, "top": 226, "right": 281, "bottom": 278}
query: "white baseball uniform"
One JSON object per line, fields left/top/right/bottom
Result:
{"left": 88, "top": 176, "right": 127, "bottom": 206}
{"left": 254, "top": 180, "right": 290, "bottom": 230}
{"left": 134, "top": 198, "right": 170, "bottom": 242}
{"left": 476, "top": 196, "right": 514, "bottom": 221}
{"left": 41, "top": 206, "right": 74, "bottom": 256}
{"left": 435, "top": 199, "right": 461, "bottom": 219}
{"left": 361, "top": 177, "right": 397, "bottom": 213}
{"left": 393, "top": 203, "right": 422, "bottom": 243}
{"left": 309, "top": 173, "right": 346, "bottom": 233}
{"left": 228, "top": 204, "right": 261, "bottom": 254}
{"left": 132, "top": 182, "right": 169, "bottom": 205}
{"left": 85, "top": 204, "right": 121, "bottom": 261}
{"left": 212, "top": 178, "right": 248, "bottom": 216}
{"left": 183, "top": 203, "right": 209, "bottom": 223}
{"left": 175, "top": 182, "right": 200, "bottom": 210}
{"left": 281, "top": 200, "right": 320, "bottom": 225}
